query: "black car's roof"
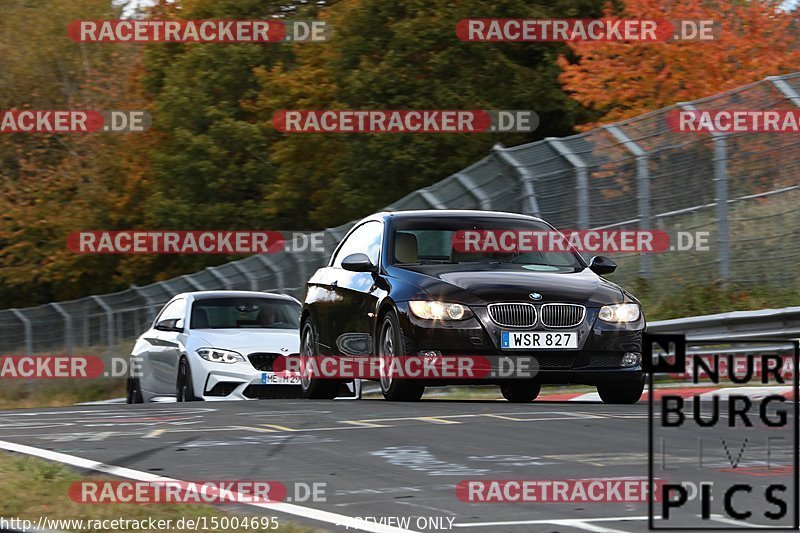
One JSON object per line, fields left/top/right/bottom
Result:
{"left": 363, "top": 209, "right": 547, "bottom": 224}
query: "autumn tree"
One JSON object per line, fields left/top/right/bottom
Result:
{"left": 127, "top": 0, "right": 320, "bottom": 281}
{"left": 0, "top": 0, "right": 149, "bottom": 306}
{"left": 250, "top": 0, "right": 607, "bottom": 228}
{"left": 558, "top": 0, "right": 800, "bottom": 127}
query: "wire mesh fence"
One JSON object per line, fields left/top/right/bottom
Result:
{"left": 2, "top": 72, "right": 799, "bottom": 355}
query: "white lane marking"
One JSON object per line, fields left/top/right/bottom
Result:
{"left": 394, "top": 500, "right": 458, "bottom": 516}
{"left": 556, "top": 522, "right": 630, "bottom": 533}
{"left": 708, "top": 514, "right": 780, "bottom": 528}
{"left": 75, "top": 398, "right": 127, "bottom": 405}
{"left": 0, "top": 440, "right": 417, "bottom": 533}
{"left": 240, "top": 410, "right": 334, "bottom": 416}
{"left": 0, "top": 408, "right": 215, "bottom": 417}
{"left": 454, "top": 515, "right": 648, "bottom": 530}
{"left": 563, "top": 387, "right": 794, "bottom": 402}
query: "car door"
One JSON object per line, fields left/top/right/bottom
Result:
{"left": 149, "top": 298, "right": 187, "bottom": 394}
{"left": 328, "top": 221, "right": 385, "bottom": 356}
{"left": 304, "top": 266, "right": 340, "bottom": 355}
{"left": 135, "top": 320, "right": 163, "bottom": 397}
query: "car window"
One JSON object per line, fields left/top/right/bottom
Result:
{"left": 391, "top": 217, "right": 583, "bottom": 269}
{"left": 190, "top": 297, "right": 301, "bottom": 329}
{"left": 155, "top": 299, "right": 186, "bottom": 327}
{"left": 332, "top": 221, "right": 382, "bottom": 268}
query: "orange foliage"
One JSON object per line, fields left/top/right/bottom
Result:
{"left": 558, "top": 0, "right": 800, "bottom": 129}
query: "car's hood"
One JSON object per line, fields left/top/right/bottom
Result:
{"left": 191, "top": 328, "right": 300, "bottom": 354}
{"left": 394, "top": 265, "right": 625, "bottom": 306}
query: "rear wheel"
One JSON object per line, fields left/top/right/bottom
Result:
{"left": 500, "top": 381, "right": 541, "bottom": 403}
{"left": 300, "top": 319, "right": 339, "bottom": 399}
{"left": 176, "top": 357, "right": 199, "bottom": 402}
{"left": 378, "top": 311, "right": 424, "bottom": 402}
{"left": 597, "top": 378, "right": 645, "bottom": 404}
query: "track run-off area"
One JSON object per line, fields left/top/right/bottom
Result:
{"left": 0, "top": 390, "right": 794, "bottom": 532}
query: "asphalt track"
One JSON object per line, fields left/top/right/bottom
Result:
{"left": 0, "top": 395, "right": 795, "bottom": 533}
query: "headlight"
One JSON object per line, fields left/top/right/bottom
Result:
{"left": 408, "top": 301, "right": 472, "bottom": 320}
{"left": 598, "top": 303, "right": 641, "bottom": 323}
{"left": 196, "top": 348, "right": 245, "bottom": 364}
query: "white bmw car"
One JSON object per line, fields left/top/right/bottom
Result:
{"left": 127, "top": 291, "right": 302, "bottom": 402}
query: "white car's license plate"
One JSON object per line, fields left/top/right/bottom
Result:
{"left": 262, "top": 372, "right": 301, "bottom": 385}
{"left": 501, "top": 331, "right": 578, "bottom": 350}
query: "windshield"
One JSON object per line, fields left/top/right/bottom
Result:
{"left": 391, "top": 217, "right": 584, "bottom": 269}
{"left": 190, "top": 297, "right": 300, "bottom": 330}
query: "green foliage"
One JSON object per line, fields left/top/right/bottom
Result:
{"left": 252, "top": 0, "right": 604, "bottom": 227}
{"left": 637, "top": 280, "right": 800, "bottom": 321}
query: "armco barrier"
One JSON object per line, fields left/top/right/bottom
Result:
{"left": 648, "top": 306, "right": 800, "bottom": 341}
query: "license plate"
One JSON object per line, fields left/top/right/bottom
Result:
{"left": 262, "top": 372, "right": 301, "bottom": 385}
{"left": 501, "top": 331, "right": 578, "bottom": 350}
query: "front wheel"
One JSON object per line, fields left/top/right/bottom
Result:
{"left": 500, "top": 381, "right": 541, "bottom": 403}
{"left": 126, "top": 375, "right": 144, "bottom": 404}
{"left": 596, "top": 378, "right": 645, "bottom": 404}
{"left": 300, "top": 319, "right": 339, "bottom": 399}
{"left": 378, "top": 311, "right": 424, "bottom": 402}
{"left": 176, "top": 357, "right": 199, "bottom": 402}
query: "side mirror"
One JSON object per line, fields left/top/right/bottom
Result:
{"left": 155, "top": 318, "right": 184, "bottom": 332}
{"left": 589, "top": 255, "right": 617, "bottom": 275}
{"left": 341, "top": 253, "right": 376, "bottom": 273}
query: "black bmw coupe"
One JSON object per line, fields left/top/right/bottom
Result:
{"left": 300, "top": 210, "right": 645, "bottom": 403}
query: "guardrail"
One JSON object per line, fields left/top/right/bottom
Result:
{"left": 2, "top": 71, "right": 800, "bottom": 355}
{"left": 648, "top": 306, "right": 800, "bottom": 341}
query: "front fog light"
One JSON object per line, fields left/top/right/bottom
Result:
{"left": 621, "top": 352, "right": 641, "bottom": 367}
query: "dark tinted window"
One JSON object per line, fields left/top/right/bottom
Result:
{"left": 191, "top": 297, "right": 300, "bottom": 330}
{"left": 391, "top": 217, "right": 583, "bottom": 269}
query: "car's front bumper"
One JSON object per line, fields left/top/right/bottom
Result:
{"left": 194, "top": 358, "right": 301, "bottom": 401}
{"left": 393, "top": 302, "right": 644, "bottom": 385}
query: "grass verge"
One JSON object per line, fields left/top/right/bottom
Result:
{"left": 0, "top": 451, "right": 324, "bottom": 532}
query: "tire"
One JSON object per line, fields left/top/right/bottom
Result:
{"left": 597, "top": 378, "right": 645, "bottom": 404}
{"left": 378, "top": 311, "right": 424, "bottom": 402}
{"left": 500, "top": 381, "right": 541, "bottom": 403}
{"left": 176, "top": 357, "right": 199, "bottom": 402}
{"left": 126, "top": 375, "right": 144, "bottom": 404}
{"left": 300, "top": 319, "right": 339, "bottom": 399}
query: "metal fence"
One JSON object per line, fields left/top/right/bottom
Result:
{"left": 2, "top": 72, "right": 800, "bottom": 355}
